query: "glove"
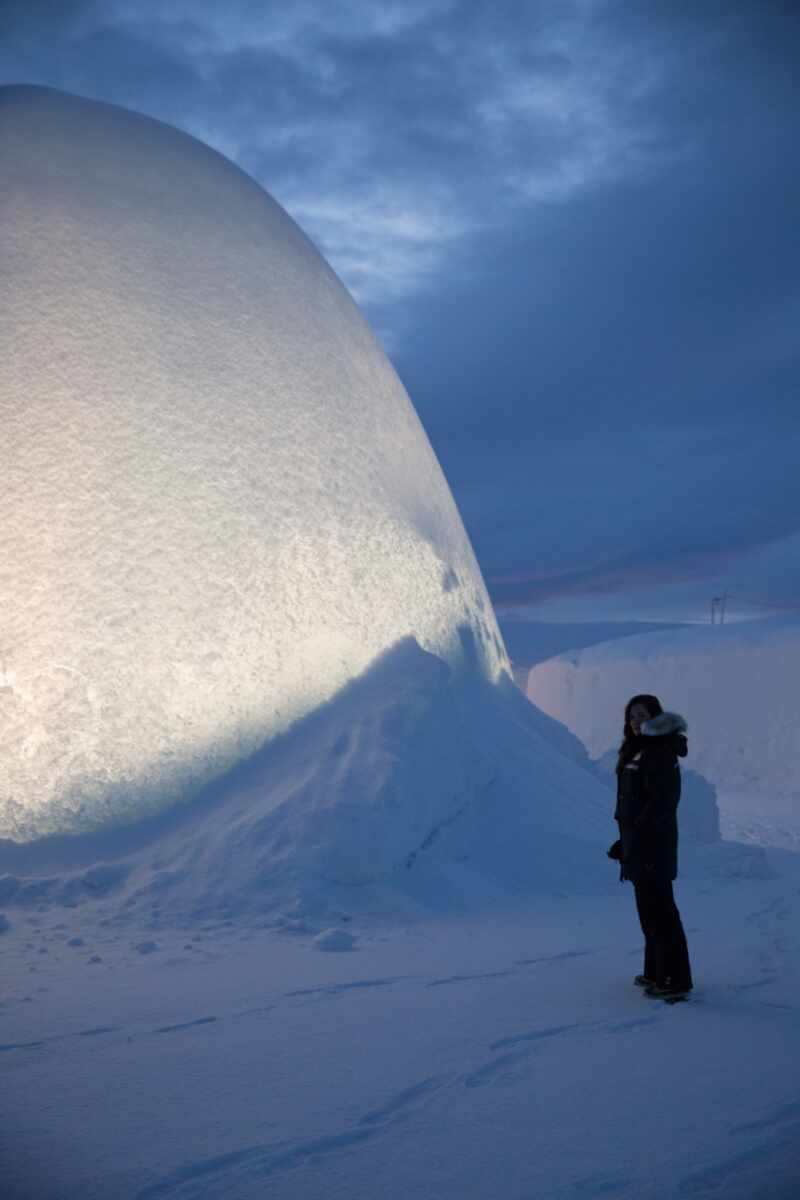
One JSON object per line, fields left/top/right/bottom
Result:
{"left": 607, "top": 839, "right": 622, "bottom": 861}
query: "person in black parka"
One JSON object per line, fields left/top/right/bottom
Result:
{"left": 611, "top": 693, "right": 693, "bottom": 998}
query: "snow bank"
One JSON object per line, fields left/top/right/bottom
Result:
{"left": 0, "top": 637, "right": 615, "bottom": 924}
{"left": 525, "top": 617, "right": 800, "bottom": 837}
{"left": 498, "top": 617, "right": 687, "bottom": 684}
{"left": 0, "top": 85, "right": 507, "bottom": 841}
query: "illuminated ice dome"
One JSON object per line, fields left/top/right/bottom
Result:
{"left": 0, "top": 86, "right": 508, "bottom": 841}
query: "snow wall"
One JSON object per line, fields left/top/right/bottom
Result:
{"left": 0, "top": 86, "right": 508, "bottom": 841}
{"left": 525, "top": 618, "right": 800, "bottom": 812}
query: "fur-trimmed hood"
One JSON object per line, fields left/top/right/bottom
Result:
{"left": 641, "top": 711, "right": 688, "bottom": 737}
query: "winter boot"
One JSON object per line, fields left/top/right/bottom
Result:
{"left": 645, "top": 981, "right": 692, "bottom": 1001}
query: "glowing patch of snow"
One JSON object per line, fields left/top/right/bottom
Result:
{"left": 0, "top": 638, "right": 614, "bottom": 924}
{"left": 0, "top": 86, "right": 506, "bottom": 840}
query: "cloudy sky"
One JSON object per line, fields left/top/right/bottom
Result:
{"left": 3, "top": 1, "right": 799, "bottom": 624}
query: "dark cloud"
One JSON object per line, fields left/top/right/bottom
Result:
{"left": 0, "top": 0, "right": 94, "bottom": 38}
{"left": 1, "top": 0, "right": 688, "bottom": 302}
{"left": 389, "top": 4, "right": 800, "bottom": 616}
{"left": 1, "top": 0, "right": 798, "bottom": 621}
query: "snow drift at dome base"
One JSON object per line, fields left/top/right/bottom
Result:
{"left": 0, "top": 83, "right": 507, "bottom": 841}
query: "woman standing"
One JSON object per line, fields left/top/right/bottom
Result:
{"left": 612, "top": 693, "right": 693, "bottom": 1000}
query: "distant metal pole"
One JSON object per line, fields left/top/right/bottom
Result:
{"left": 711, "top": 597, "right": 721, "bottom": 625}
{"left": 720, "top": 593, "right": 730, "bottom": 624}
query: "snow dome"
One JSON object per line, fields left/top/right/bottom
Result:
{"left": 0, "top": 86, "right": 507, "bottom": 841}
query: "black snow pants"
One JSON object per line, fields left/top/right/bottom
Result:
{"left": 633, "top": 878, "right": 693, "bottom": 990}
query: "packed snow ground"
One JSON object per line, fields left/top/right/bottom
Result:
{"left": 3, "top": 847, "right": 800, "bottom": 1200}
{"left": 3, "top": 631, "right": 800, "bottom": 1199}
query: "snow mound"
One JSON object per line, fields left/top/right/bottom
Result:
{"left": 0, "top": 638, "right": 616, "bottom": 924}
{"left": 525, "top": 617, "right": 800, "bottom": 843}
{"left": 0, "top": 85, "right": 506, "bottom": 841}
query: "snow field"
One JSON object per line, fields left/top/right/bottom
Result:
{"left": 2, "top": 858, "right": 800, "bottom": 1200}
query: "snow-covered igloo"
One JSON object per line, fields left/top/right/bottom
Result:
{"left": 0, "top": 86, "right": 508, "bottom": 841}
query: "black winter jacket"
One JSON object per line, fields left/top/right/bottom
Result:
{"left": 614, "top": 712, "right": 688, "bottom": 883}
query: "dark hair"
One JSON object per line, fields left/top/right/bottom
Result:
{"left": 622, "top": 694, "right": 663, "bottom": 740}
{"left": 616, "top": 694, "right": 664, "bottom": 775}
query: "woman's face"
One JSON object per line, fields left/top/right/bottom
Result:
{"left": 629, "top": 702, "right": 652, "bottom": 734}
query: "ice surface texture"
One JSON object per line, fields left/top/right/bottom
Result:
{"left": 0, "top": 86, "right": 506, "bottom": 840}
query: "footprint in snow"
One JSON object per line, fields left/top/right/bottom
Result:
{"left": 462, "top": 1025, "right": 581, "bottom": 1089}
{"left": 155, "top": 1017, "right": 218, "bottom": 1035}
{"left": 135, "top": 1129, "right": 374, "bottom": 1198}
{"left": 358, "top": 1076, "right": 446, "bottom": 1125}
{"left": 0, "top": 1038, "right": 49, "bottom": 1053}
{"left": 515, "top": 950, "right": 593, "bottom": 966}
{"left": 463, "top": 1050, "right": 533, "bottom": 1089}
{"left": 134, "top": 1079, "right": 446, "bottom": 1200}
{"left": 489, "top": 1023, "right": 581, "bottom": 1052}
{"left": 427, "top": 970, "right": 513, "bottom": 988}
{"left": 285, "top": 977, "right": 400, "bottom": 999}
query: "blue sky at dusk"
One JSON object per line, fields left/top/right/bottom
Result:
{"left": 3, "top": 1, "right": 799, "bottom": 623}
